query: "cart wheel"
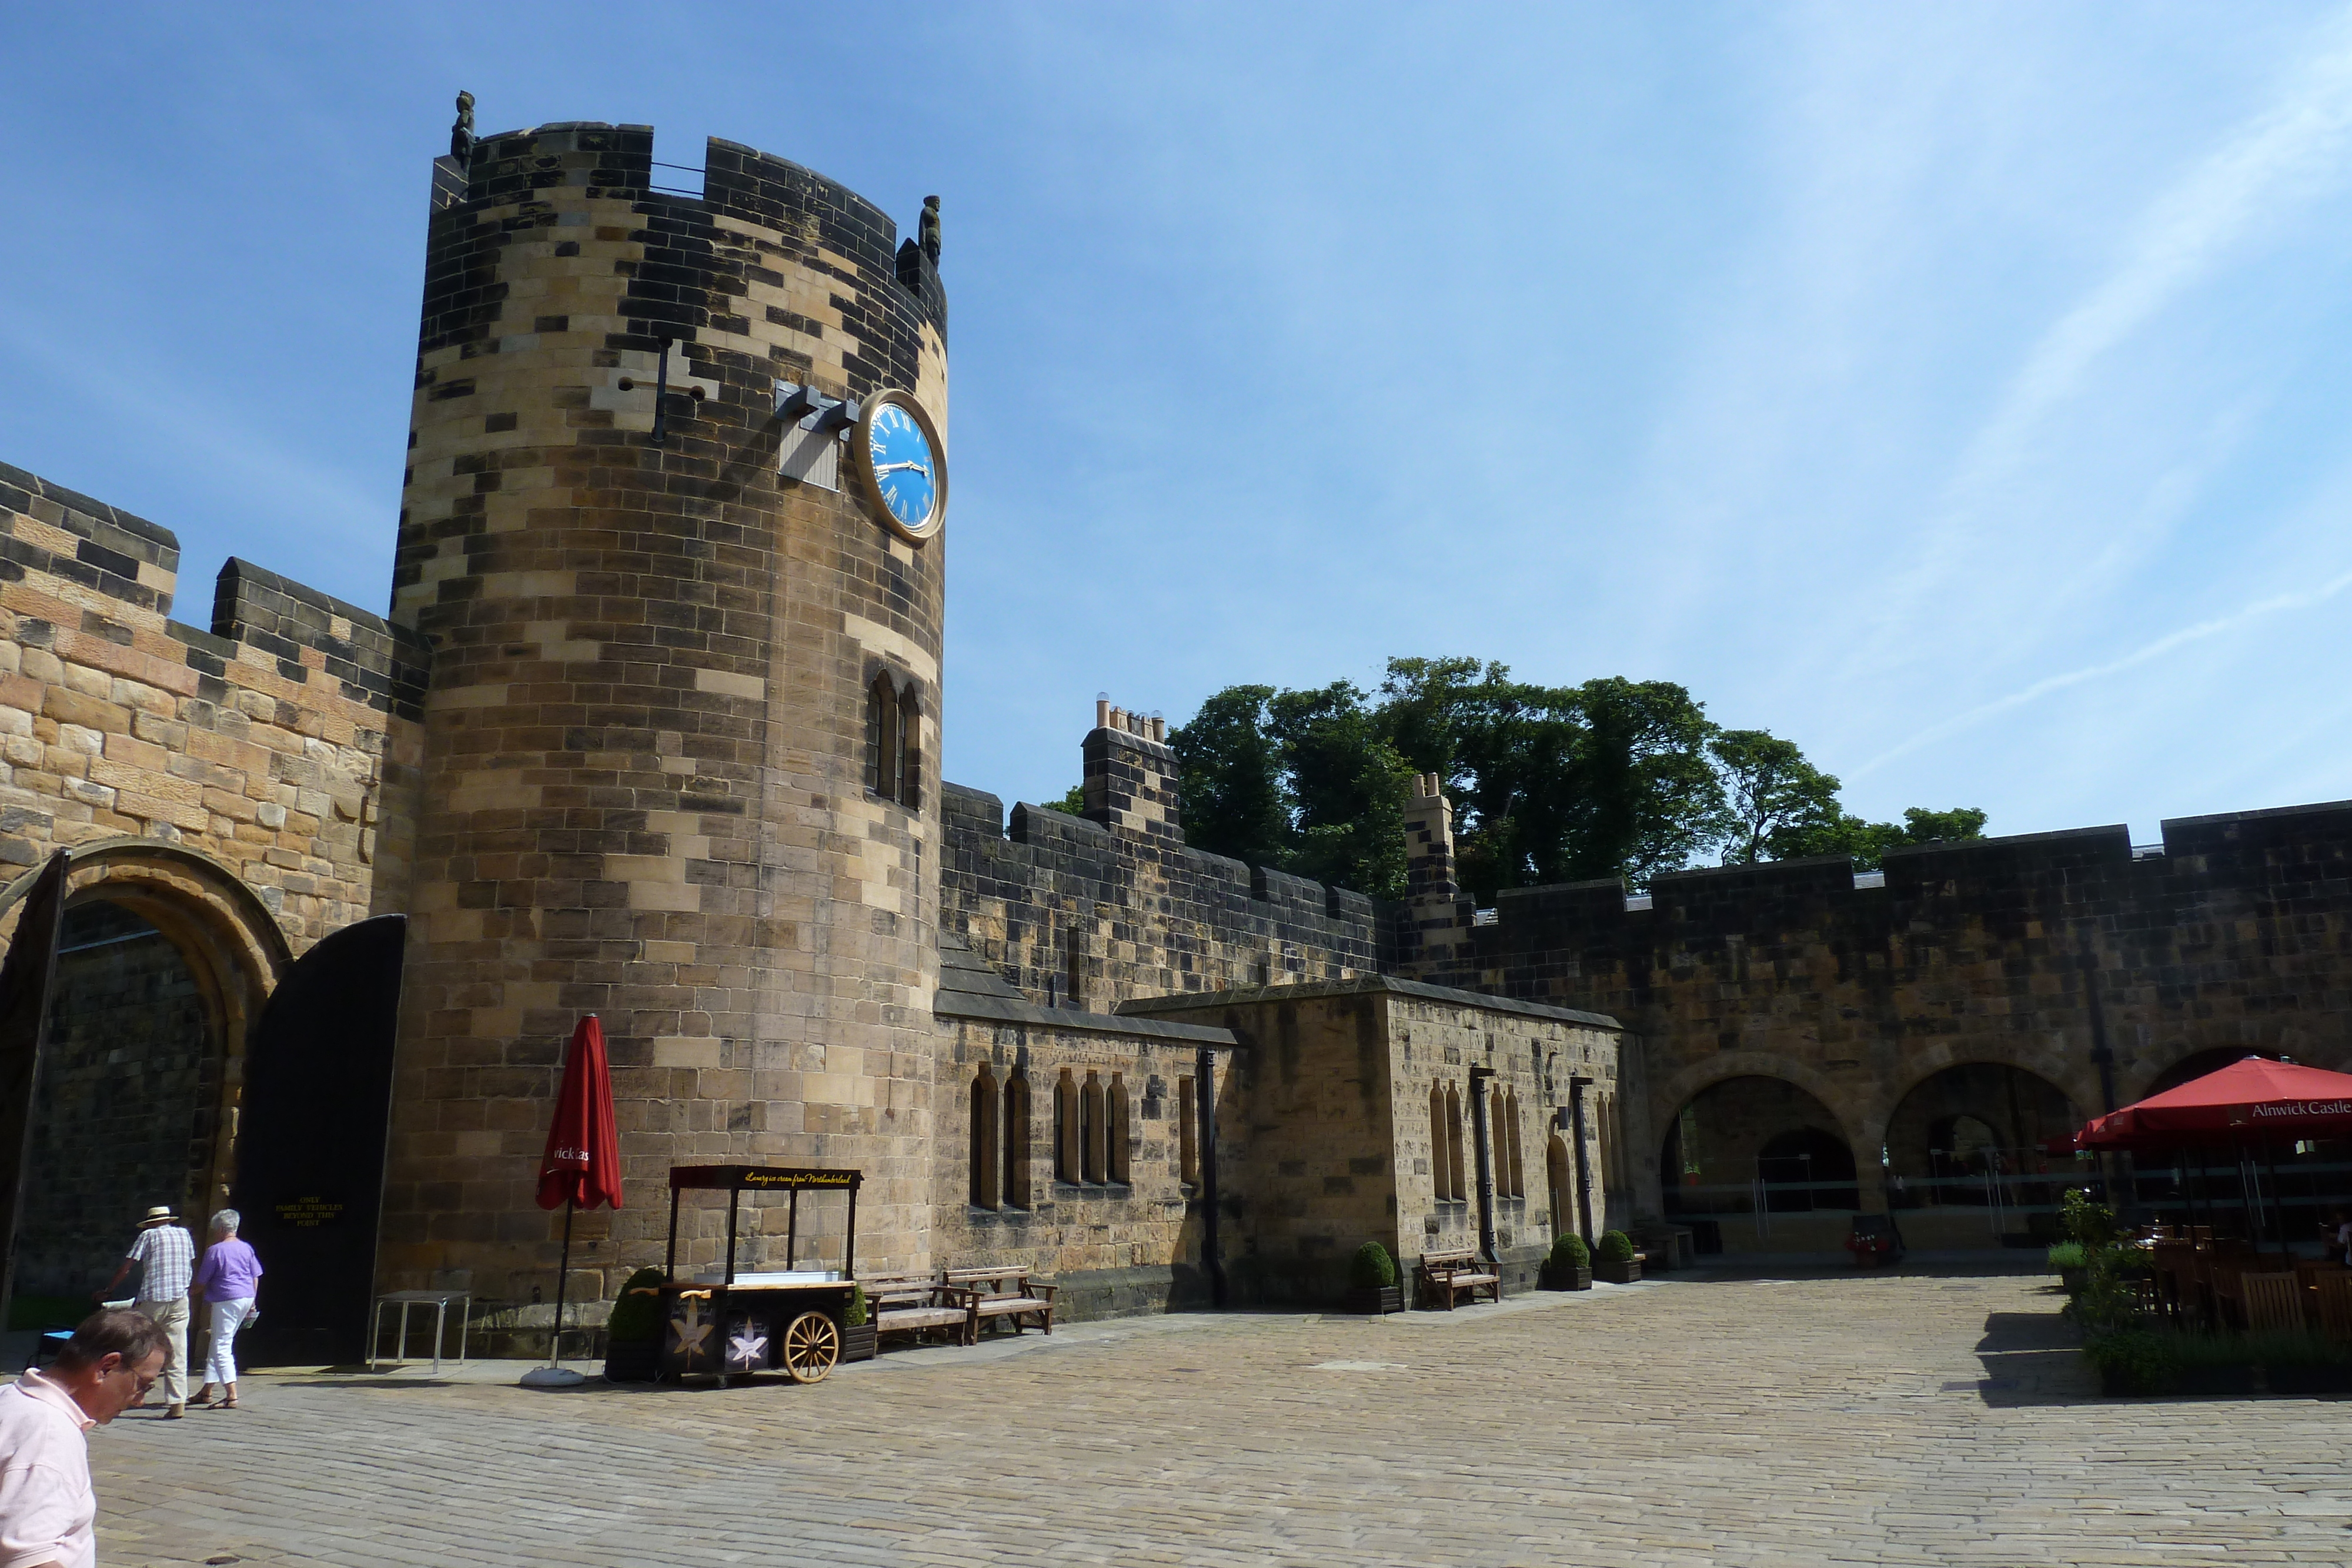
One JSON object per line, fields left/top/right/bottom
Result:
{"left": 780, "top": 1311, "right": 838, "bottom": 1384}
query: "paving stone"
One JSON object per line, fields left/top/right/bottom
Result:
{"left": 56, "top": 1273, "right": 2352, "bottom": 1566}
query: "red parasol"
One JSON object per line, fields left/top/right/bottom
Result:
{"left": 537, "top": 1015, "right": 623, "bottom": 1211}
{"left": 2074, "top": 1055, "right": 2352, "bottom": 1151}
{"left": 530, "top": 1016, "right": 621, "bottom": 1377}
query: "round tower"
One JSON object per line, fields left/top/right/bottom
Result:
{"left": 379, "top": 111, "right": 950, "bottom": 1312}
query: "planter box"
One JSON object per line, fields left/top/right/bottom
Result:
{"left": 1345, "top": 1285, "right": 1404, "bottom": 1315}
{"left": 840, "top": 1323, "right": 877, "bottom": 1363}
{"left": 1541, "top": 1263, "right": 1592, "bottom": 1292}
{"left": 2057, "top": 1267, "right": 2087, "bottom": 1293}
{"left": 1594, "top": 1258, "right": 1642, "bottom": 1285}
{"left": 603, "top": 1339, "right": 659, "bottom": 1384}
{"left": 2266, "top": 1362, "right": 2352, "bottom": 1397}
{"left": 2173, "top": 1363, "right": 2258, "bottom": 1398}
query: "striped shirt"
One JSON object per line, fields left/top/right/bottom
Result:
{"left": 126, "top": 1224, "right": 193, "bottom": 1302}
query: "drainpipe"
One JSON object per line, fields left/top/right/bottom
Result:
{"left": 1196, "top": 1047, "right": 1224, "bottom": 1308}
{"left": 1569, "top": 1074, "right": 1596, "bottom": 1247}
{"left": 2082, "top": 945, "right": 2126, "bottom": 1218}
{"left": 1469, "top": 1065, "right": 1497, "bottom": 1262}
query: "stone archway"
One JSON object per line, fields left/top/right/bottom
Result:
{"left": 0, "top": 842, "right": 286, "bottom": 1302}
{"left": 1877, "top": 1062, "right": 2079, "bottom": 1250}
{"left": 1658, "top": 1073, "right": 1862, "bottom": 1256}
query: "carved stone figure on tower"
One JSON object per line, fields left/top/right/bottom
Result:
{"left": 450, "top": 91, "right": 476, "bottom": 166}
{"left": 921, "top": 195, "right": 941, "bottom": 263}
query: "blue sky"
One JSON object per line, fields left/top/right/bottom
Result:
{"left": 6, "top": 5, "right": 2352, "bottom": 848}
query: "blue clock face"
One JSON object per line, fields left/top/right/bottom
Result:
{"left": 866, "top": 401, "right": 938, "bottom": 534}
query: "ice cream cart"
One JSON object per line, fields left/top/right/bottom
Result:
{"left": 657, "top": 1164, "right": 863, "bottom": 1385}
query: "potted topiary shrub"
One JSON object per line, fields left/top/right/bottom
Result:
{"left": 602, "top": 1266, "right": 666, "bottom": 1383}
{"left": 1541, "top": 1233, "right": 1592, "bottom": 1290}
{"left": 2046, "top": 1241, "right": 2087, "bottom": 1293}
{"left": 1593, "top": 1230, "right": 1641, "bottom": 1285}
{"left": 1345, "top": 1242, "right": 1403, "bottom": 1314}
{"left": 840, "top": 1283, "right": 876, "bottom": 1363}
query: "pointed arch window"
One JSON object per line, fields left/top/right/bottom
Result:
{"left": 1081, "top": 1070, "right": 1106, "bottom": 1183}
{"left": 1003, "top": 1069, "right": 1032, "bottom": 1209}
{"left": 1431, "top": 1082, "right": 1452, "bottom": 1201}
{"left": 1178, "top": 1074, "right": 1198, "bottom": 1187}
{"left": 1054, "top": 1068, "right": 1080, "bottom": 1184}
{"left": 866, "top": 671, "right": 921, "bottom": 805}
{"left": 969, "top": 1063, "right": 999, "bottom": 1209}
{"left": 896, "top": 683, "right": 920, "bottom": 808}
{"left": 1506, "top": 1087, "right": 1526, "bottom": 1198}
{"left": 1107, "top": 1072, "right": 1131, "bottom": 1185}
{"left": 1444, "top": 1082, "right": 1466, "bottom": 1205}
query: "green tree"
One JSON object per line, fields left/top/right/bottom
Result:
{"left": 1375, "top": 661, "right": 1724, "bottom": 899}
{"left": 1168, "top": 686, "right": 1291, "bottom": 872}
{"left": 1267, "top": 683, "right": 1414, "bottom": 899}
{"left": 1710, "top": 728, "right": 1843, "bottom": 865}
{"left": 1048, "top": 784, "right": 1087, "bottom": 817}
{"left": 1170, "top": 660, "right": 1986, "bottom": 902}
{"left": 1771, "top": 804, "right": 1990, "bottom": 870}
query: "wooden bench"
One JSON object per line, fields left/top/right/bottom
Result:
{"left": 1417, "top": 1248, "right": 1501, "bottom": 1310}
{"left": 864, "top": 1273, "right": 978, "bottom": 1346}
{"left": 941, "top": 1266, "right": 1058, "bottom": 1336}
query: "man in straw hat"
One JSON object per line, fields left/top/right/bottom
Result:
{"left": 96, "top": 1206, "right": 192, "bottom": 1419}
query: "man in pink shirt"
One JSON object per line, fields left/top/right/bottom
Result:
{"left": 0, "top": 1309, "right": 168, "bottom": 1568}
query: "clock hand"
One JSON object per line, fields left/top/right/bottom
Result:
{"left": 873, "top": 461, "right": 931, "bottom": 477}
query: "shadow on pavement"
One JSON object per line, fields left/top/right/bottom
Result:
{"left": 1966, "top": 1308, "right": 2097, "bottom": 1406}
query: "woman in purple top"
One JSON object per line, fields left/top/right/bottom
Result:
{"left": 190, "top": 1209, "right": 263, "bottom": 1409}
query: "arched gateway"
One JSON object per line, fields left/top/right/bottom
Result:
{"left": 0, "top": 845, "right": 406, "bottom": 1363}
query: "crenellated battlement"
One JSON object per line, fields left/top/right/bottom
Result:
{"left": 0, "top": 460, "right": 426, "bottom": 942}
{"left": 940, "top": 698, "right": 1395, "bottom": 1011}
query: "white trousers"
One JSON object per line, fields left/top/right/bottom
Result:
{"left": 134, "top": 1295, "right": 188, "bottom": 1406}
{"left": 204, "top": 1298, "right": 254, "bottom": 1385}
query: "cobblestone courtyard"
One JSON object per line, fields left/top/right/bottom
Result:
{"left": 67, "top": 1272, "right": 2352, "bottom": 1567}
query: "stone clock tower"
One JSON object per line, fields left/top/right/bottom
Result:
{"left": 377, "top": 111, "right": 950, "bottom": 1306}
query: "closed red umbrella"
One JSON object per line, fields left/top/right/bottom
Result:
{"left": 538, "top": 1015, "right": 623, "bottom": 1211}
{"left": 531, "top": 1016, "right": 622, "bottom": 1379}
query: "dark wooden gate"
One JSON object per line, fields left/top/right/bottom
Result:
{"left": 0, "top": 853, "right": 69, "bottom": 1323}
{"left": 230, "top": 914, "right": 407, "bottom": 1367}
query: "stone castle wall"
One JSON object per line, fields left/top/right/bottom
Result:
{"left": 0, "top": 459, "right": 427, "bottom": 1290}
{"left": 1124, "top": 979, "right": 1622, "bottom": 1300}
{"left": 1411, "top": 801, "right": 2352, "bottom": 1224}
{"left": 377, "top": 121, "right": 954, "bottom": 1309}
{"left": 0, "top": 463, "right": 427, "bottom": 941}
{"left": 940, "top": 718, "right": 1395, "bottom": 1012}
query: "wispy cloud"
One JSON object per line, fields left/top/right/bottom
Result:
{"left": 1872, "top": 8, "right": 2352, "bottom": 643}
{"left": 1856, "top": 560, "right": 2352, "bottom": 774}
{"left": 0, "top": 319, "right": 387, "bottom": 542}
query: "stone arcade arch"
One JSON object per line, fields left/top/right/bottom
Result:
{"left": 1877, "top": 1062, "right": 2080, "bottom": 1248}
{"left": 1658, "top": 1072, "right": 1862, "bottom": 1256}
{"left": 0, "top": 842, "right": 286, "bottom": 1300}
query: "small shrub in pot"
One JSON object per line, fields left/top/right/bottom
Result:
{"left": 1346, "top": 1242, "right": 1402, "bottom": 1313}
{"left": 838, "top": 1282, "right": 878, "bottom": 1363}
{"left": 1593, "top": 1230, "right": 1641, "bottom": 1284}
{"left": 1542, "top": 1233, "right": 1592, "bottom": 1290}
